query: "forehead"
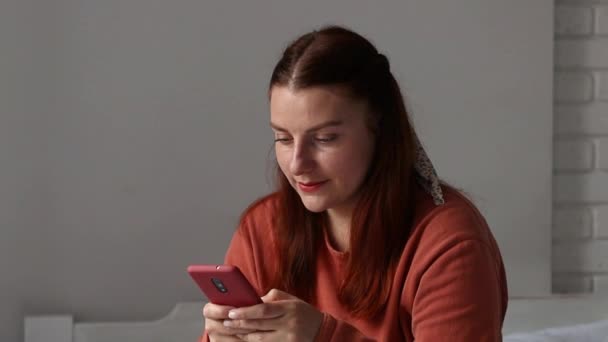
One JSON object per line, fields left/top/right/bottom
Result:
{"left": 269, "top": 85, "right": 368, "bottom": 127}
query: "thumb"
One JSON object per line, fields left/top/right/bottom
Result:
{"left": 261, "top": 288, "right": 298, "bottom": 302}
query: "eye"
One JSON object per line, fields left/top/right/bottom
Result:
{"left": 315, "top": 134, "right": 338, "bottom": 143}
{"left": 274, "top": 135, "right": 293, "bottom": 145}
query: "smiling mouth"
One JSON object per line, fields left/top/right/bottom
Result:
{"left": 297, "top": 180, "right": 328, "bottom": 192}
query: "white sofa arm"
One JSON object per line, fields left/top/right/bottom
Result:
{"left": 25, "top": 316, "right": 73, "bottom": 342}
{"left": 24, "top": 302, "right": 204, "bottom": 342}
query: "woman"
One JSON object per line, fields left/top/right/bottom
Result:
{"left": 201, "top": 25, "right": 508, "bottom": 342}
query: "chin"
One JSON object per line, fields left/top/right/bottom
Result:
{"left": 299, "top": 197, "right": 330, "bottom": 213}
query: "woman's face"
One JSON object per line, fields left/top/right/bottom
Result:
{"left": 270, "top": 85, "right": 376, "bottom": 215}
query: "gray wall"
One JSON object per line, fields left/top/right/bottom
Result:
{"left": 1, "top": 0, "right": 54, "bottom": 340}
{"left": 1, "top": 1, "right": 553, "bottom": 341}
{"left": 552, "top": 2, "right": 608, "bottom": 293}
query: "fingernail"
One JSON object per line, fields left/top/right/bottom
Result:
{"left": 223, "top": 320, "right": 233, "bottom": 327}
{"left": 228, "top": 310, "right": 238, "bottom": 319}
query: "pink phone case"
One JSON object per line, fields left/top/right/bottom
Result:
{"left": 187, "top": 264, "right": 262, "bottom": 307}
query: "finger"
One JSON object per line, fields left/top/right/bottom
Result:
{"left": 206, "top": 319, "right": 258, "bottom": 335}
{"left": 224, "top": 317, "right": 284, "bottom": 331}
{"left": 203, "top": 303, "right": 235, "bottom": 320}
{"left": 207, "top": 333, "right": 242, "bottom": 342}
{"left": 228, "top": 302, "right": 285, "bottom": 320}
{"left": 261, "top": 288, "right": 297, "bottom": 302}
{"left": 237, "top": 331, "right": 274, "bottom": 342}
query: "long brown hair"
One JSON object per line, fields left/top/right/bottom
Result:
{"left": 266, "top": 25, "right": 418, "bottom": 318}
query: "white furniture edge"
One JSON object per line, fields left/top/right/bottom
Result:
{"left": 503, "top": 294, "right": 608, "bottom": 335}
{"left": 25, "top": 302, "right": 205, "bottom": 342}
{"left": 25, "top": 296, "right": 608, "bottom": 341}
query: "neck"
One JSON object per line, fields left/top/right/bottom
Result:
{"left": 325, "top": 206, "right": 353, "bottom": 252}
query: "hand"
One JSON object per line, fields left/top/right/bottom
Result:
{"left": 203, "top": 302, "right": 258, "bottom": 341}
{"left": 223, "top": 289, "right": 324, "bottom": 342}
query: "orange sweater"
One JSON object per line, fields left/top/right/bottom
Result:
{"left": 201, "top": 185, "right": 508, "bottom": 341}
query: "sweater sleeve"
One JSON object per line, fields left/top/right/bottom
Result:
{"left": 411, "top": 239, "right": 504, "bottom": 342}
{"left": 224, "top": 224, "right": 263, "bottom": 294}
{"left": 314, "top": 313, "right": 376, "bottom": 342}
{"left": 197, "top": 216, "right": 262, "bottom": 342}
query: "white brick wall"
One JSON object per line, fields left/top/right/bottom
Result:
{"left": 554, "top": 140, "right": 594, "bottom": 170}
{"left": 553, "top": 207, "right": 593, "bottom": 238}
{"left": 555, "top": 103, "right": 608, "bottom": 135}
{"left": 554, "top": 72, "right": 594, "bottom": 102}
{"left": 597, "top": 6, "right": 608, "bottom": 35}
{"left": 555, "top": 6, "right": 594, "bottom": 35}
{"left": 554, "top": 1, "right": 608, "bottom": 294}
{"left": 597, "top": 205, "right": 608, "bottom": 237}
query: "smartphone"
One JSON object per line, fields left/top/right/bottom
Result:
{"left": 187, "top": 264, "right": 262, "bottom": 307}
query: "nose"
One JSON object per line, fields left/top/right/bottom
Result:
{"left": 290, "top": 139, "right": 315, "bottom": 176}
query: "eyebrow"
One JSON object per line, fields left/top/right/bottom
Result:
{"left": 270, "top": 120, "right": 344, "bottom": 133}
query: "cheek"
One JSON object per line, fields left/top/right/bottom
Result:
{"left": 332, "top": 144, "right": 374, "bottom": 182}
{"left": 275, "top": 148, "right": 291, "bottom": 174}
{"left": 345, "top": 156, "right": 370, "bottom": 179}
{"left": 321, "top": 150, "right": 367, "bottom": 180}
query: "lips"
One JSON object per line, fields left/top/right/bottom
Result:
{"left": 297, "top": 180, "right": 328, "bottom": 193}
